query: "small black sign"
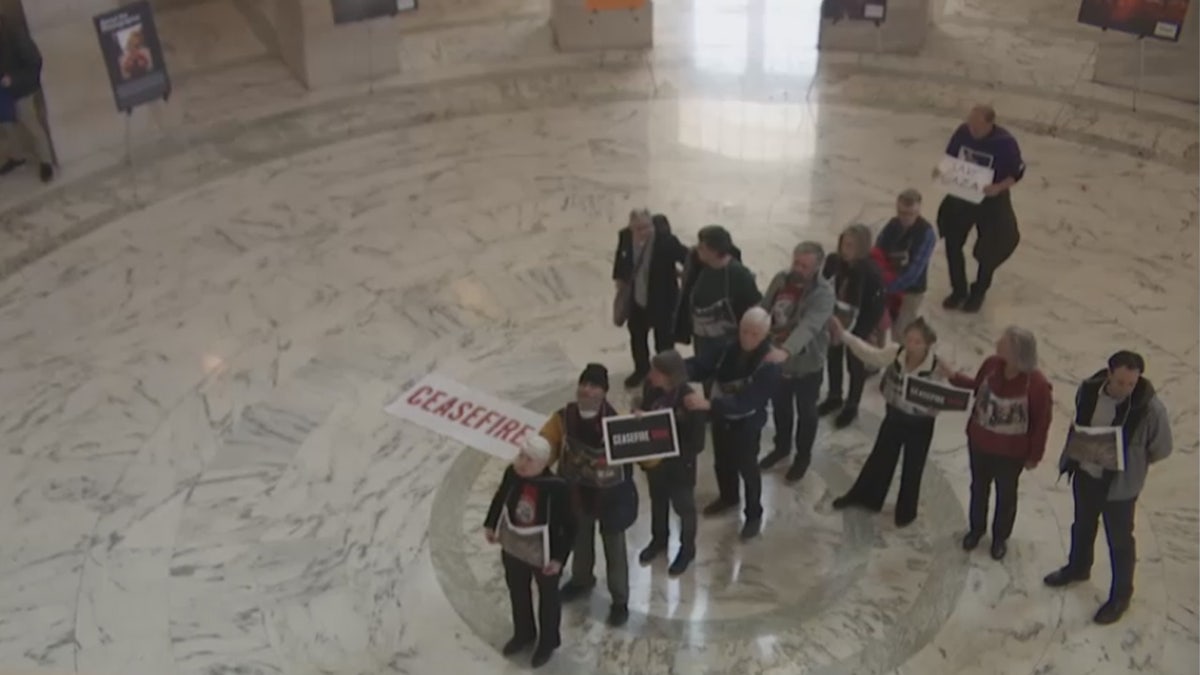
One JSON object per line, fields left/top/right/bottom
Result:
{"left": 331, "top": 0, "right": 418, "bottom": 25}
{"left": 904, "top": 376, "right": 974, "bottom": 412}
{"left": 822, "top": 0, "right": 888, "bottom": 22}
{"left": 603, "top": 409, "right": 680, "bottom": 465}
{"left": 93, "top": 2, "right": 170, "bottom": 114}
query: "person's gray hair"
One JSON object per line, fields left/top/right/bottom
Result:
{"left": 897, "top": 188, "right": 922, "bottom": 206}
{"left": 650, "top": 350, "right": 688, "bottom": 388}
{"left": 1002, "top": 326, "right": 1039, "bottom": 372}
{"left": 741, "top": 306, "right": 772, "bottom": 333}
{"left": 793, "top": 241, "right": 825, "bottom": 266}
{"left": 628, "top": 209, "right": 652, "bottom": 227}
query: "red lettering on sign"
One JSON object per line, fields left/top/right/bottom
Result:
{"left": 476, "top": 409, "right": 499, "bottom": 431}
{"left": 433, "top": 396, "right": 458, "bottom": 417}
{"left": 447, "top": 400, "right": 472, "bottom": 422}
{"left": 493, "top": 419, "right": 520, "bottom": 443}
{"left": 461, "top": 405, "right": 484, "bottom": 428}
{"left": 406, "top": 386, "right": 432, "bottom": 407}
{"left": 650, "top": 429, "right": 670, "bottom": 441}
{"left": 511, "top": 424, "right": 534, "bottom": 447}
{"left": 421, "top": 390, "right": 446, "bottom": 412}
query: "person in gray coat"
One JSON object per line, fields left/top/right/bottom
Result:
{"left": 757, "top": 241, "right": 836, "bottom": 482}
{"left": 1044, "top": 351, "right": 1173, "bottom": 626}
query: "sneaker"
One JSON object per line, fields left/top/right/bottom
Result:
{"left": 702, "top": 498, "right": 738, "bottom": 517}
{"left": 758, "top": 449, "right": 789, "bottom": 470}
{"left": 740, "top": 517, "right": 762, "bottom": 540}
{"left": 606, "top": 603, "right": 630, "bottom": 627}
{"left": 990, "top": 539, "right": 1008, "bottom": 560}
{"left": 38, "top": 162, "right": 53, "bottom": 183}
{"left": 502, "top": 635, "right": 535, "bottom": 656}
{"left": 962, "top": 293, "right": 985, "bottom": 313}
{"left": 638, "top": 541, "right": 667, "bottom": 564}
{"left": 961, "top": 530, "right": 983, "bottom": 551}
{"left": 831, "top": 495, "right": 855, "bottom": 510}
{"left": 942, "top": 292, "right": 967, "bottom": 310}
{"left": 624, "top": 371, "right": 646, "bottom": 389}
{"left": 817, "top": 397, "right": 844, "bottom": 416}
{"left": 1043, "top": 566, "right": 1090, "bottom": 588}
{"left": 834, "top": 407, "right": 858, "bottom": 429}
{"left": 1093, "top": 597, "right": 1130, "bottom": 625}
{"left": 559, "top": 578, "right": 596, "bottom": 602}
{"left": 531, "top": 644, "right": 557, "bottom": 668}
{"left": 0, "top": 158, "right": 25, "bottom": 175}
{"left": 668, "top": 549, "right": 694, "bottom": 576}
{"left": 785, "top": 460, "right": 808, "bottom": 483}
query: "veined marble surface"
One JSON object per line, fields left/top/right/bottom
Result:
{"left": 0, "top": 0, "right": 1195, "bottom": 673}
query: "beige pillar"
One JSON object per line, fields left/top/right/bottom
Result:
{"left": 1092, "top": 3, "right": 1199, "bottom": 104}
{"left": 817, "top": 0, "right": 935, "bottom": 55}
{"left": 550, "top": 0, "right": 653, "bottom": 52}
{"left": 273, "top": 0, "right": 401, "bottom": 90}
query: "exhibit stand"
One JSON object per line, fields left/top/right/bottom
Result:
{"left": 550, "top": 0, "right": 653, "bottom": 52}
{"left": 276, "top": 0, "right": 409, "bottom": 90}
{"left": 1090, "top": 2, "right": 1198, "bottom": 104}
{"left": 817, "top": 0, "right": 937, "bottom": 55}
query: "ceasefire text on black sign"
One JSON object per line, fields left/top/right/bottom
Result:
{"left": 603, "top": 409, "right": 680, "bottom": 465}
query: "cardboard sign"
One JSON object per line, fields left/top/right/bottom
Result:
{"left": 903, "top": 375, "right": 974, "bottom": 412}
{"left": 1077, "top": 0, "right": 1190, "bottom": 42}
{"left": 93, "top": 1, "right": 171, "bottom": 113}
{"left": 498, "top": 510, "right": 550, "bottom": 568}
{"left": 331, "top": 0, "right": 418, "bottom": 25}
{"left": 602, "top": 409, "right": 680, "bottom": 465}
{"left": 1065, "top": 424, "right": 1126, "bottom": 472}
{"left": 937, "top": 155, "right": 995, "bottom": 204}
{"left": 385, "top": 373, "right": 543, "bottom": 460}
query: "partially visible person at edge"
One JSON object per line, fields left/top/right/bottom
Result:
{"left": 612, "top": 210, "right": 688, "bottom": 389}
{"left": 674, "top": 225, "right": 761, "bottom": 366}
{"left": 0, "top": 14, "right": 53, "bottom": 182}
{"left": 875, "top": 188, "right": 936, "bottom": 341}
{"left": 1043, "top": 351, "right": 1173, "bottom": 625}
{"left": 633, "top": 350, "right": 707, "bottom": 576}
{"left": 828, "top": 316, "right": 943, "bottom": 527}
{"left": 818, "top": 225, "right": 885, "bottom": 430}
{"left": 684, "top": 308, "right": 784, "bottom": 540}
{"left": 934, "top": 104, "right": 1024, "bottom": 313}
{"left": 758, "top": 241, "right": 836, "bottom": 481}
{"left": 940, "top": 326, "right": 1052, "bottom": 561}
{"left": 537, "top": 364, "right": 640, "bottom": 628}
{"left": 483, "top": 435, "right": 575, "bottom": 669}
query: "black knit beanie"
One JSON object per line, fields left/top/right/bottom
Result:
{"left": 578, "top": 363, "right": 609, "bottom": 391}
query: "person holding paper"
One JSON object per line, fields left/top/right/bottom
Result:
{"left": 934, "top": 105, "right": 1025, "bottom": 313}
{"left": 674, "top": 225, "right": 762, "bottom": 366}
{"left": 539, "top": 363, "right": 638, "bottom": 627}
{"left": 483, "top": 435, "right": 575, "bottom": 668}
{"left": 828, "top": 317, "right": 944, "bottom": 527}
{"left": 634, "top": 350, "right": 707, "bottom": 576}
{"left": 684, "top": 308, "right": 784, "bottom": 540}
{"left": 818, "top": 224, "right": 885, "bottom": 430}
{"left": 875, "top": 189, "right": 936, "bottom": 341}
{"left": 940, "top": 326, "right": 1052, "bottom": 561}
{"left": 758, "top": 242, "right": 836, "bottom": 482}
{"left": 1044, "top": 351, "right": 1173, "bottom": 625}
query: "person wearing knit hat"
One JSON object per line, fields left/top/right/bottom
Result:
{"left": 483, "top": 433, "right": 575, "bottom": 668}
{"left": 537, "top": 362, "right": 639, "bottom": 628}
{"left": 673, "top": 225, "right": 762, "bottom": 366}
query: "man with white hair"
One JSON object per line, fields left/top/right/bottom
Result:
{"left": 684, "top": 306, "right": 784, "bottom": 540}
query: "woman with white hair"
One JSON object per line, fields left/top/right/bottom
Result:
{"left": 940, "top": 326, "right": 1053, "bottom": 561}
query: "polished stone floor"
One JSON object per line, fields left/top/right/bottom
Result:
{"left": 0, "top": 0, "right": 1195, "bottom": 674}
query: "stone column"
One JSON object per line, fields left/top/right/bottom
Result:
{"left": 273, "top": 0, "right": 401, "bottom": 90}
{"left": 1092, "top": 3, "right": 1199, "bottom": 104}
{"left": 817, "top": 0, "right": 935, "bottom": 55}
{"left": 550, "top": 0, "right": 653, "bottom": 52}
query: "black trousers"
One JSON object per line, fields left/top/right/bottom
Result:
{"left": 937, "top": 193, "right": 1020, "bottom": 298}
{"left": 647, "top": 457, "right": 698, "bottom": 554}
{"left": 967, "top": 448, "right": 1025, "bottom": 541}
{"left": 1068, "top": 471, "right": 1137, "bottom": 601}
{"left": 826, "top": 344, "right": 867, "bottom": 410}
{"left": 771, "top": 370, "right": 823, "bottom": 473}
{"left": 712, "top": 419, "right": 763, "bottom": 519}
{"left": 502, "top": 551, "right": 562, "bottom": 649}
{"left": 628, "top": 302, "right": 674, "bottom": 376}
{"left": 844, "top": 409, "right": 935, "bottom": 522}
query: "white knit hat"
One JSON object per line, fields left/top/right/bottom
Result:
{"left": 520, "top": 435, "right": 552, "bottom": 463}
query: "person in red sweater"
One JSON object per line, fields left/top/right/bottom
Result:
{"left": 939, "top": 326, "right": 1052, "bottom": 561}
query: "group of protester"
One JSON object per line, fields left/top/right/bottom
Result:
{"left": 480, "top": 105, "right": 1175, "bottom": 668}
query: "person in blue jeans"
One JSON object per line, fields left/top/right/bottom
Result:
{"left": 757, "top": 241, "right": 836, "bottom": 482}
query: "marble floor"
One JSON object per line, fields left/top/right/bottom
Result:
{"left": 0, "top": 0, "right": 1196, "bottom": 674}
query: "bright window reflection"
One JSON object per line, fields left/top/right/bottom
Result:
{"left": 675, "top": 98, "right": 816, "bottom": 163}
{"left": 692, "top": 1, "right": 749, "bottom": 75}
{"left": 763, "top": 0, "right": 821, "bottom": 76}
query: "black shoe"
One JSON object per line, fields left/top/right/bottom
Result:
{"left": 740, "top": 517, "right": 762, "bottom": 540}
{"left": 559, "top": 578, "right": 596, "bottom": 602}
{"left": 668, "top": 549, "right": 694, "bottom": 576}
{"left": 834, "top": 407, "right": 858, "bottom": 429}
{"left": 817, "top": 397, "right": 844, "bottom": 416}
{"left": 759, "top": 449, "right": 789, "bottom": 470}
{"left": 502, "top": 635, "right": 535, "bottom": 656}
{"left": 961, "top": 530, "right": 983, "bottom": 551}
{"left": 942, "top": 292, "right": 967, "bottom": 310}
{"left": 962, "top": 294, "right": 985, "bottom": 313}
{"left": 785, "top": 461, "right": 808, "bottom": 483}
{"left": 831, "top": 495, "right": 855, "bottom": 510}
{"left": 638, "top": 541, "right": 667, "bottom": 564}
{"left": 624, "top": 371, "right": 646, "bottom": 389}
{"left": 38, "top": 162, "right": 53, "bottom": 183}
{"left": 531, "top": 644, "right": 557, "bottom": 668}
{"left": 1043, "top": 566, "right": 1090, "bottom": 587}
{"left": 1093, "top": 597, "right": 1130, "bottom": 625}
{"left": 607, "top": 603, "right": 630, "bottom": 627}
{"left": 895, "top": 512, "right": 917, "bottom": 528}
{"left": 990, "top": 539, "right": 1008, "bottom": 560}
{"left": 702, "top": 498, "right": 738, "bottom": 517}
{"left": 0, "top": 158, "right": 25, "bottom": 175}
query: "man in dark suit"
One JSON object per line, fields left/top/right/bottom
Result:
{"left": 612, "top": 210, "right": 688, "bottom": 389}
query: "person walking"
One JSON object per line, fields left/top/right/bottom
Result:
{"left": 941, "top": 326, "right": 1052, "bottom": 560}
{"left": 612, "top": 210, "right": 689, "bottom": 388}
{"left": 935, "top": 105, "right": 1024, "bottom": 312}
{"left": 1043, "top": 351, "right": 1173, "bottom": 625}
{"left": 0, "top": 14, "right": 53, "bottom": 182}
{"left": 634, "top": 350, "right": 707, "bottom": 576}
{"left": 875, "top": 189, "right": 936, "bottom": 341}
{"left": 818, "top": 225, "right": 885, "bottom": 429}
{"left": 674, "top": 225, "right": 761, "bottom": 365}
{"left": 828, "top": 316, "right": 943, "bottom": 527}
{"left": 758, "top": 241, "right": 836, "bottom": 481}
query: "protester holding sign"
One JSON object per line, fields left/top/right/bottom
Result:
{"left": 828, "top": 317, "right": 944, "bottom": 527}
{"left": 538, "top": 364, "right": 638, "bottom": 628}
{"left": 483, "top": 435, "right": 575, "bottom": 669}
{"left": 1044, "top": 351, "right": 1173, "bottom": 625}
{"left": 933, "top": 105, "right": 1024, "bottom": 313}
{"left": 0, "top": 14, "right": 53, "bottom": 183}
{"left": 633, "top": 350, "right": 707, "bottom": 576}
{"left": 941, "top": 326, "right": 1051, "bottom": 561}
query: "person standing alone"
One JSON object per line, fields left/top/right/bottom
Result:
{"left": 0, "top": 14, "right": 53, "bottom": 183}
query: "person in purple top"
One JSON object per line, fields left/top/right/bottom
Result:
{"left": 934, "top": 105, "right": 1024, "bottom": 313}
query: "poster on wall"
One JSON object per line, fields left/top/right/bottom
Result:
{"left": 92, "top": 1, "right": 171, "bottom": 114}
{"left": 1077, "top": 0, "right": 1192, "bottom": 41}
{"left": 331, "top": 0, "right": 418, "bottom": 25}
{"left": 821, "top": 0, "right": 888, "bottom": 22}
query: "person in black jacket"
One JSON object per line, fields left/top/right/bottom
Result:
{"left": 819, "top": 224, "right": 885, "bottom": 429}
{"left": 0, "top": 15, "right": 52, "bottom": 182}
{"left": 483, "top": 435, "right": 575, "bottom": 669}
{"left": 634, "top": 349, "right": 707, "bottom": 575}
{"left": 674, "top": 225, "right": 761, "bottom": 366}
{"left": 613, "top": 210, "right": 689, "bottom": 389}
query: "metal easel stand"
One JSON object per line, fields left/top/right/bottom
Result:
{"left": 874, "top": 19, "right": 883, "bottom": 55}
{"left": 123, "top": 109, "right": 139, "bottom": 205}
{"left": 1132, "top": 35, "right": 1146, "bottom": 112}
